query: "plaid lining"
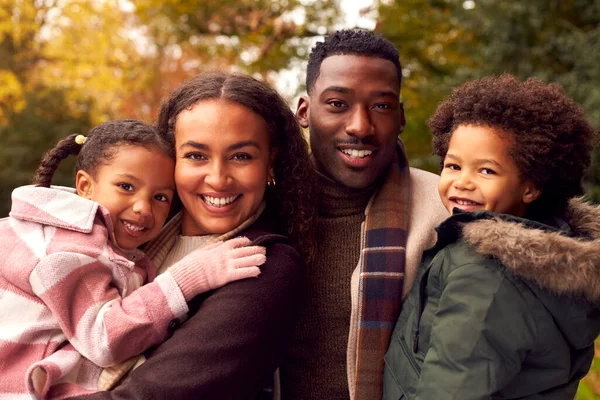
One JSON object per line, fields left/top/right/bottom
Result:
{"left": 354, "top": 143, "right": 410, "bottom": 400}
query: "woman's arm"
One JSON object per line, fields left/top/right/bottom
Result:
{"left": 416, "top": 263, "right": 537, "bottom": 400}
{"left": 72, "top": 242, "right": 303, "bottom": 399}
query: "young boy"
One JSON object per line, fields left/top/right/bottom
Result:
{"left": 383, "top": 74, "right": 600, "bottom": 400}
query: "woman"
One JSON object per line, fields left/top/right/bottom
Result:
{"left": 75, "top": 72, "right": 314, "bottom": 399}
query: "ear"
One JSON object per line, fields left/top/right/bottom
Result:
{"left": 76, "top": 170, "right": 95, "bottom": 199}
{"left": 295, "top": 95, "right": 310, "bottom": 129}
{"left": 268, "top": 149, "right": 278, "bottom": 181}
{"left": 398, "top": 101, "right": 407, "bottom": 134}
{"left": 522, "top": 183, "right": 541, "bottom": 204}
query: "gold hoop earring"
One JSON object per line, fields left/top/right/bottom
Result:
{"left": 267, "top": 178, "right": 276, "bottom": 189}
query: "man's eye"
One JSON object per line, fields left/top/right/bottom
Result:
{"left": 328, "top": 101, "right": 345, "bottom": 108}
{"left": 118, "top": 183, "right": 133, "bottom": 191}
{"left": 374, "top": 103, "right": 390, "bottom": 109}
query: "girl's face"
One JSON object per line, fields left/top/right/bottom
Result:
{"left": 438, "top": 124, "right": 539, "bottom": 217}
{"left": 76, "top": 144, "right": 175, "bottom": 249}
{"left": 174, "top": 99, "right": 273, "bottom": 236}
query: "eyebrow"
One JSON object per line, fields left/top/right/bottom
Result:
{"left": 321, "top": 86, "right": 398, "bottom": 98}
{"left": 446, "top": 154, "right": 502, "bottom": 167}
{"left": 116, "top": 173, "right": 175, "bottom": 191}
{"left": 322, "top": 86, "right": 353, "bottom": 95}
{"left": 115, "top": 173, "right": 141, "bottom": 183}
{"left": 179, "top": 140, "right": 261, "bottom": 152}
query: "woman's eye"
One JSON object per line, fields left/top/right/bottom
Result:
{"left": 184, "top": 152, "right": 206, "bottom": 161}
{"left": 154, "top": 194, "right": 170, "bottom": 202}
{"left": 232, "top": 153, "right": 252, "bottom": 161}
{"left": 118, "top": 183, "right": 133, "bottom": 191}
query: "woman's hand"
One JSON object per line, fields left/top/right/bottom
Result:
{"left": 169, "top": 236, "right": 266, "bottom": 301}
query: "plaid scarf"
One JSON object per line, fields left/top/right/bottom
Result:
{"left": 354, "top": 141, "right": 410, "bottom": 400}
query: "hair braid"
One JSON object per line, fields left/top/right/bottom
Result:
{"left": 33, "top": 133, "right": 82, "bottom": 187}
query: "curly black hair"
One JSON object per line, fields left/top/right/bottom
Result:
{"left": 157, "top": 72, "right": 316, "bottom": 262}
{"left": 428, "top": 73, "right": 597, "bottom": 217}
{"left": 306, "top": 29, "right": 402, "bottom": 94}
{"left": 33, "top": 120, "right": 172, "bottom": 187}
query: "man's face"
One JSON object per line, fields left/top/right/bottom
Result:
{"left": 297, "top": 55, "right": 405, "bottom": 189}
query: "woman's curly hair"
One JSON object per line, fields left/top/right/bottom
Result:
{"left": 428, "top": 73, "right": 597, "bottom": 217}
{"left": 157, "top": 72, "right": 316, "bottom": 262}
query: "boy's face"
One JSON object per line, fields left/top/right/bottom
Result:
{"left": 438, "top": 124, "right": 539, "bottom": 217}
{"left": 296, "top": 55, "right": 405, "bottom": 189}
{"left": 76, "top": 145, "right": 175, "bottom": 250}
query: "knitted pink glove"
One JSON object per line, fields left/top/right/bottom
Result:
{"left": 168, "top": 236, "right": 266, "bottom": 301}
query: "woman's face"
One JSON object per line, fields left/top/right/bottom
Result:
{"left": 174, "top": 99, "right": 273, "bottom": 236}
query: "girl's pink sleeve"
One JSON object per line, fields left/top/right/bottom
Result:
{"left": 30, "top": 253, "right": 189, "bottom": 367}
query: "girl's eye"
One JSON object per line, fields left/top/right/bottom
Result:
{"left": 232, "top": 153, "right": 252, "bottom": 161}
{"left": 481, "top": 168, "right": 496, "bottom": 175}
{"left": 184, "top": 152, "right": 206, "bottom": 161}
{"left": 444, "top": 163, "right": 460, "bottom": 171}
{"left": 154, "top": 194, "right": 170, "bottom": 203}
{"left": 118, "top": 183, "right": 133, "bottom": 191}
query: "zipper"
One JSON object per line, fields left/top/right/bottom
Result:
{"left": 413, "top": 267, "right": 431, "bottom": 353}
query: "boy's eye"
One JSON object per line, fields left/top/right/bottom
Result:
{"left": 118, "top": 183, "right": 133, "bottom": 191}
{"left": 444, "top": 163, "right": 460, "bottom": 170}
{"left": 481, "top": 168, "right": 496, "bottom": 175}
{"left": 154, "top": 194, "right": 170, "bottom": 202}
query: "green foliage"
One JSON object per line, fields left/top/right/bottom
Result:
{"left": 0, "top": 88, "right": 92, "bottom": 216}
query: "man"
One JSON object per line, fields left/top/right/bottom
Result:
{"left": 279, "top": 29, "right": 448, "bottom": 400}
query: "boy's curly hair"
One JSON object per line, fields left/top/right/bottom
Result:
{"left": 157, "top": 72, "right": 316, "bottom": 262}
{"left": 428, "top": 73, "right": 597, "bottom": 217}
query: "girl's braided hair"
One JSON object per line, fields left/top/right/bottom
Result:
{"left": 33, "top": 120, "right": 173, "bottom": 187}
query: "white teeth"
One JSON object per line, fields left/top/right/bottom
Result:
{"left": 341, "top": 149, "right": 372, "bottom": 158}
{"left": 455, "top": 199, "right": 478, "bottom": 205}
{"left": 203, "top": 195, "right": 239, "bottom": 207}
{"left": 123, "top": 221, "right": 144, "bottom": 231}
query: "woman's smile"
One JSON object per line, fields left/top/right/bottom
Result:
{"left": 174, "top": 98, "right": 273, "bottom": 236}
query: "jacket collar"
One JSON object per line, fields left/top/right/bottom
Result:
{"left": 11, "top": 185, "right": 100, "bottom": 233}
{"left": 10, "top": 185, "right": 145, "bottom": 262}
{"left": 441, "top": 198, "right": 600, "bottom": 304}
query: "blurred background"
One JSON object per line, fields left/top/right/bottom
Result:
{"left": 1, "top": 0, "right": 599, "bottom": 396}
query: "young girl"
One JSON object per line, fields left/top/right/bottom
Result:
{"left": 383, "top": 74, "right": 600, "bottom": 399}
{"left": 0, "top": 120, "right": 266, "bottom": 399}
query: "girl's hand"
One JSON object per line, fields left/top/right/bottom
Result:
{"left": 169, "top": 236, "right": 266, "bottom": 301}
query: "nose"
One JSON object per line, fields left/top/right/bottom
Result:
{"left": 345, "top": 106, "right": 374, "bottom": 139}
{"left": 452, "top": 170, "right": 476, "bottom": 191}
{"left": 132, "top": 196, "right": 152, "bottom": 217}
{"left": 205, "top": 160, "right": 231, "bottom": 189}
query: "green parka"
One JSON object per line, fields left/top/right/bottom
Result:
{"left": 383, "top": 199, "right": 600, "bottom": 400}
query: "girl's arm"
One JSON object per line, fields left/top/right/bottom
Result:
{"left": 31, "top": 237, "right": 264, "bottom": 367}
{"left": 416, "top": 263, "right": 537, "bottom": 400}
{"left": 68, "top": 241, "right": 303, "bottom": 399}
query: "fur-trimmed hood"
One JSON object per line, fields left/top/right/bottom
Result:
{"left": 450, "top": 198, "right": 600, "bottom": 349}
